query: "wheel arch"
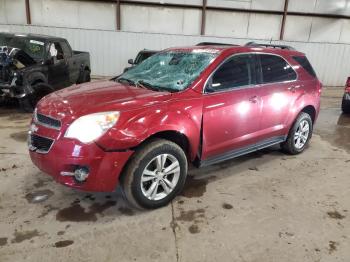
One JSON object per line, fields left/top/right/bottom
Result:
{"left": 27, "top": 72, "right": 47, "bottom": 86}
{"left": 83, "top": 65, "right": 90, "bottom": 72}
{"left": 300, "top": 105, "right": 316, "bottom": 124}
{"left": 133, "top": 130, "right": 191, "bottom": 160}
{"left": 118, "top": 131, "right": 191, "bottom": 187}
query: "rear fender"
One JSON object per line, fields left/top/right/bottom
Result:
{"left": 286, "top": 94, "right": 319, "bottom": 131}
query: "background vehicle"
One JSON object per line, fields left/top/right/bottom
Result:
{"left": 0, "top": 33, "right": 91, "bottom": 111}
{"left": 341, "top": 77, "right": 350, "bottom": 113}
{"left": 29, "top": 43, "right": 321, "bottom": 209}
{"left": 123, "top": 49, "right": 157, "bottom": 72}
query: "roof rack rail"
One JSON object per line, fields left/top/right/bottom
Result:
{"left": 196, "top": 42, "right": 238, "bottom": 46}
{"left": 245, "top": 41, "right": 295, "bottom": 50}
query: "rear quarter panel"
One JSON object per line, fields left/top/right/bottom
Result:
{"left": 284, "top": 54, "right": 321, "bottom": 129}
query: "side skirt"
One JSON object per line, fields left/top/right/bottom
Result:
{"left": 198, "top": 136, "right": 287, "bottom": 168}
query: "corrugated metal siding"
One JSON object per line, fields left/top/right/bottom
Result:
{"left": 1, "top": 24, "right": 349, "bottom": 86}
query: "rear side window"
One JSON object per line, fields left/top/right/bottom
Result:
{"left": 209, "top": 54, "right": 253, "bottom": 91}
{"left": 60, "top": 41, "right": 72, "bottom": 57}
{"left": 258, "top": 54, "right": 297, "bottom": 84}
{"left": 293, "top": 56, "right": 316, "bottom": 78}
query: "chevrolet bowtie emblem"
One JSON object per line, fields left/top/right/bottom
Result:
{"left": 30, "top": 124, "right": 39, "bottom": 133}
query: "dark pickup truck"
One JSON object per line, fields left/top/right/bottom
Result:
{"left": 0, "top": 33, "right": 90, "bottom": 111}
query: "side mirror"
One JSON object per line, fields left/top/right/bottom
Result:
{"left": 128, "top": 59, "right": 134, "bottom": 65}
{"left": 205, "top": 78, "right": 215, "bottom": 93}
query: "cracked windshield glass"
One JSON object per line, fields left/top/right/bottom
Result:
{"left": 118, "top": 50, "right": 218, "bottom": 92}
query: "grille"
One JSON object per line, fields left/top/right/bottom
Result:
{"left": 36, "top": 112, "right": 61, "bottom": 130}
{"left": 29, "top": 134, "right": 54, "bottom": 154}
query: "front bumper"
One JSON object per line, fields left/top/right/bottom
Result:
{"left": 0, "top": 83, "right": 26, "bottom": 98}
{"left": 29, "top": 124, "right": 134, "bottom": 192}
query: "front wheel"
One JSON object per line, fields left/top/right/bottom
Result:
{"left": 121, "top": 139, "right": 188, "bottom": 209}
{"left": 77, "top": 69, "right": 91, "bottom": 84}
{"left": 19, "top": 83, "right": 52, "bottom": 112}
{"left": 281, "top": 112, "right": 313, "bottom": 155}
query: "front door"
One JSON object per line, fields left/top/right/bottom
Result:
{"left": 202, "top": 54, "right": 261, "bottom": 160}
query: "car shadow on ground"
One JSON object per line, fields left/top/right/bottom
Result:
{"left": 22, "top": 171, "right": 137, "bottom": 222}
{"left": 21, "top": 144, "right": 286, "bottom": 222}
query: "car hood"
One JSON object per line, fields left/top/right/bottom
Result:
{"left": 38, "top": 80, "right": 172, "bottom": 119}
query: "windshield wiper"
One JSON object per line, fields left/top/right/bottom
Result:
{"left": 116, "top": 77, "right": 136, "bottom": 86}
{"left": 137, "top": 80, "right": 177, "bottom": 93}
{"left": 137, "top": 80, "right": 161, "bottom": 91}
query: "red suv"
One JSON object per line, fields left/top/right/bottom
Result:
{"left": 341, "top": 77, "right": 350, "bottom": 113}
{"left": 28, "top": 42, "right": 321, "bottom": 209}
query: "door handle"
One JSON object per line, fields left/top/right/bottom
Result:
{"left": 249, "top": 96, "right": 258, "bottom": 103}
{"left": 288, "top": 85, "right": 301, "bottom": 92}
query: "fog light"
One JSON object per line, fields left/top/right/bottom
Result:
{"left": 74, "top": 167, "right": 89, "bottom": 182}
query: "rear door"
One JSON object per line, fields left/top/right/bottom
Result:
{"left": 202, "top": 54, "right": 262, "bottom": 160}
{"left": 255, "top": 53, "right": 300, "bottom": 141}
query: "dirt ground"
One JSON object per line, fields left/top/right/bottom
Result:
{"left": 0, "top": 87, "right": 349, "bottom": 262}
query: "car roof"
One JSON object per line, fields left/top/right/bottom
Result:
{"left": 165, "top": 44, "right": 305, "bottom": 57}
{"left": 139, "top": 49, "right": 158, "bottom": 54}
{"left": 0, "top": 32, "right": 66, "bottom": 42}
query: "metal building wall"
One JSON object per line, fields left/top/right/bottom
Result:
{"left": 2, "top": 0, "right": 350, "bottom": 44}
{"left": 1, "top": 23, "right": 349, "bottom": 86}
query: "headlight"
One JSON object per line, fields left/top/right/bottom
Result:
{"left": 65, "top": 111, "right": 120, "bottom": 143}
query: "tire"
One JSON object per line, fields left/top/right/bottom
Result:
{"left": 19, "top": 83, "right": 52, "bottom": 113}
{"left": 341, "top": 96, "right": 350, "bottom": 114}
{"left": 0, "top": 97, "right": 17, "bottom": 107}
{"left": 19, "top": 95, "right": 36, "bottom": 113}
{"left": 121, "top": 139, "right": 188, "bottom": 209}
{"left": 281, "top": 112, "right": 313, "bottom": 155}
{"left": 77, "top": 69, "right": 91, "bottom": 84}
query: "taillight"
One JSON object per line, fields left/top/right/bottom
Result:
{"left": 346, "top": 77, "right": 350, "bottom": 92}
{"left": 317, "top": 81, "right": 323, "bottom": 95}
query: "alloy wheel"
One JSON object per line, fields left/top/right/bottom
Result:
{"left": 140, "top": 154, "right": 180, "bottom": 201}
{"left": 294, "top": 120, "right": 310, "bottom": 149}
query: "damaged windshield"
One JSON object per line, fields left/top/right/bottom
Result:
{"left": 118, "top": 50, "right": 217, "bottom": 92}
{"left": 0, "top": 35, "right": 46, "bottom": 60}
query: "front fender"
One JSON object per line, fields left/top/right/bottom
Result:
{"left": 97, "top": 97, "right": 203, "bottom": 160}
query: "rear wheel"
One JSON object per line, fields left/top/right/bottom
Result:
{"left": 341, "top": 96, "right": 350, "bottom": 114}
{"left": 281, "top": 112, "right": 312, "bottom": 155}
{"left": 77, "top": 69, "right": 91, "bottom": 84}
{"left": 121, "top": 139, "right": 188, "bottom": 209}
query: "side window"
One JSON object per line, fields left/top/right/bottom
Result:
{"left": 293, "top": 56, "right": 316, "bottom": 78}
{"left": 53, "top": 42, "right": 64, "bottom": 60}
{"left": 60, "top": 41, "right": 72, "bottom": 58}
{"left": 209, "top": 55, "right": 253, "bottom": 92}
{"left": 258, "top": 54, "right": 296, "bottom": 83}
